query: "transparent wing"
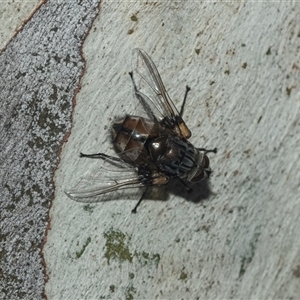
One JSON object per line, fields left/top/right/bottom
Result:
{"left": 132, "top": 48, "right": 191, "bottom": 139}
{"left": 65, "top": 165, "right": 144, "bottom": 203}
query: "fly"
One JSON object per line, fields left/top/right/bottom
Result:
{"left": 66, "top": 49, "right": 217, "bottom": 213}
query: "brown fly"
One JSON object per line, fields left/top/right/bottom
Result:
{"left": 66, "top": 49, "right": 217, "bottom": 213}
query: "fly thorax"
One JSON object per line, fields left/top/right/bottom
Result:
{"left": 149, "top": 136, "right": 198, "bottom": 177}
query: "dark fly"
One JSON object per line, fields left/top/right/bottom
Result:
{"left": 66, "top": 49, "right": 217, "bottom": 213}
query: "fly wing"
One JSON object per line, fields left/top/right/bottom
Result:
{"left": 132, "top": 48, "right": 191, "bottom": 139}
{"left": 65, "top": 167, "right": 144, "bottom": 203}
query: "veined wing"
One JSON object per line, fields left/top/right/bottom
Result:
{"left": 132, "top": 48, "right": 191, "bottom": 139}
{"left": 65, "top": 151, "right": 145, "bottom": 202}
{"left": 65, "top": 168, "right": 145, "bottom": 203}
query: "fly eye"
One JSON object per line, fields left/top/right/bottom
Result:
{"left": 190, "top": 169, "right": 205, "bottom": 182}
{"left": 191, "top": 154, "right": 212, "bottom": 182}
{"left": 191, "top": 167, "right": 212, "bottom": 182}
{"left": 202, "top": 154, "right": 210, "bottom": 169}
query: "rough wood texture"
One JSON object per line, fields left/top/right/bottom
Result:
{"left": 0, "top": 1, "right": 100, "bottom": 299}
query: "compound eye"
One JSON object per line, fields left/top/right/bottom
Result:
{"left": 190, "top": 169, "right": 205, "bottom": 182}
{"left": 190, "top": 154, "right": 212, "bottom": 182}
{"left": 202, "top": 154, "right": 210, "bottom": 169}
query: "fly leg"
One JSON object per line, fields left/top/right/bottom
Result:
{"left": 129, "top": 71, "right": 138, "bottom": 94}
{"left": 132, "top": 167, "right": 169, "bottom": 214}
{"left": 179, "top": 85, "right": 191, "bottom": 117}
{"left": 197, "top": 147, "right": 217, "bottom": 154}
{"left": 131, "top": 187, "right": 148, "bottom": 214}
{"left": 80, "top": 152, "right": 124, "bottom": 163}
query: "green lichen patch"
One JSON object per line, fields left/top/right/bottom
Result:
{"left": 179, "top": 270, "right": 187, "bottom": 280}
{"left": 76, "top": 237, "right": 91, "bottom": 259}
{"left": 103, "top": 229, "right": 161, "bottom": 270}
{"left": 83, "top": 204, "right": 94, "bottom": 213}
{"left": 239, "top": 231, "right": 261, "bottom": 277}
{"left": 109, "top": 284, "right": 116, "bottom": 293}
{"left": 130, "top": 15, "right": 138, "bottom": 22}
{"left": 242, "top": 62, "right": 247, "bottom": 69}
{"left": 125, "top": 285, "right": 137, "bottom": 300}
{"left": 135, "top": 251, "right": 160, "bottom": 268}
{"left": 103, "top": 229, "right": 133, "bottom": 264}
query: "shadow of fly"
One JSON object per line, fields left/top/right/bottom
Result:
{"left": 66, "top": 49, "right": 217, "bottom": 213}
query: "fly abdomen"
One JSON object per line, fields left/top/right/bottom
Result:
{"left": 112, "top": 116, "right": 159, "bottom": 163}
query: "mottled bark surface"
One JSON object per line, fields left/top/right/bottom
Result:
{"left": 0, "top": 1, "right": 100, "bottom": 299}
